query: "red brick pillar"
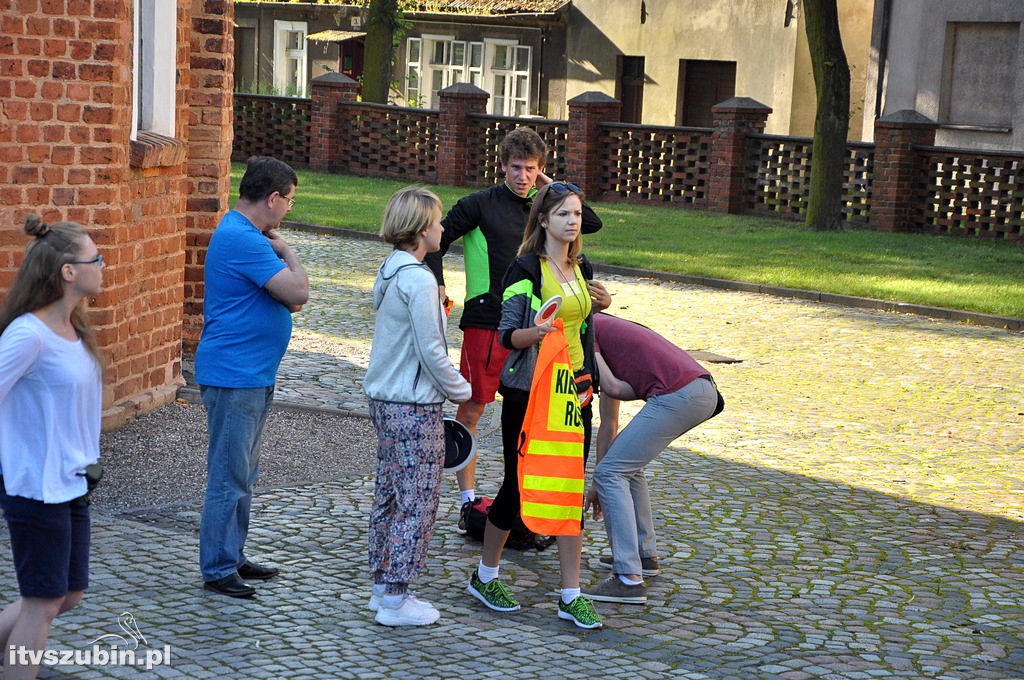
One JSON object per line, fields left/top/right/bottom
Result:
{"left": 310, "top": 72, "right": 360, "bottom": 173}
{"left": 870, "top": 110, "right": 937, "bottom": 233}
{"left": 708, "top": 97, "right": 772, "bottom": 214}
{"left": 567, "top": 92, "right": 621, "bottom": 198}
{"left": 437, "top": 83, "right": 489, "bottom": 186}
{"left": 184, "top": 0, "right": 236, "bottom": 354}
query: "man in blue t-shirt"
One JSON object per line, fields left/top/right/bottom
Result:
{"left": 195, "top": 156, "right": 309, "bottom": 598}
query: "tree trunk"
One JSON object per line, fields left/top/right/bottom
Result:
{"left": 361, "top": 0, "right": 401, "bottom": 104}
{"left": 803, "top": 0, "right": 851, "bottom": 231}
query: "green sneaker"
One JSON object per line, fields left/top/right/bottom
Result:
{"left": 558, "top": 595, "right": 602, "bottom": 629}
{"left": 467, "top": 571, "right": 520, "bottom": 612}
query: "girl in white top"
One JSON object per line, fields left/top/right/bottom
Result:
{"left": 0, "top": 214, "right": 104, "bottom": 679}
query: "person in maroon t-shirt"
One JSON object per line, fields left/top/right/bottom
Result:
{"left": 582, "top": 313, "right": 724, "bottom": 605}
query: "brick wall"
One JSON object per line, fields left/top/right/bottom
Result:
{"left": 0, "top": 0, "right": 232, "bottom": 428}
{"left": 183, "top": 0, "right": 235, "bottom": 353}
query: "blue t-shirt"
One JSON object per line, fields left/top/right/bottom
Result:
{"left": 195, "top": 210, "right": 292, "bottom": 388}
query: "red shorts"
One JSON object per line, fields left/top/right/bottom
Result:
{"left": 459, "top": 327, "right": 511, "bottom": 404}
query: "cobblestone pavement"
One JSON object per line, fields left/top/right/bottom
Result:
{"left": 8, "top": 230, "right": 1023, "bottom": 679}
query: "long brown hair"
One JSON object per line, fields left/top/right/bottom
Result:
{"left": 517, "top": 182, "right": 586, "bottom": 262}
{"left": 0, "top": 215, "right": 103, "bottom": 367}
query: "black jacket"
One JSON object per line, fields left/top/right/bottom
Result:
{"left": 424, "top": 183, "right": 602, "bottom": 330}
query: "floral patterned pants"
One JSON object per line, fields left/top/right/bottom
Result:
{"left": 368, "top": 400, "right": 445, "bottom": 595}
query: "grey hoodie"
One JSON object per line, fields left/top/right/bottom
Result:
{"left": 363, "top": 250, "right": 471, "bottom": 405}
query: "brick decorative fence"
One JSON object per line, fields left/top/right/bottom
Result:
{"left": 232, "top": 94, "right": 311, "bottom": 169}
{"left": 232, "top": 75, "right": 1023, "bottom": 241}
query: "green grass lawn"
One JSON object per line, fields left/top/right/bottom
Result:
{"left": 233, "top": 163, "right": 1024, "bottom": 319}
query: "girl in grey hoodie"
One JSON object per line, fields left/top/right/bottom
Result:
{"left": 363, "top": 187, "right": 471, "bottom": 627}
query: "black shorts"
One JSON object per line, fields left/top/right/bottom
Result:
{"left": 0, "top": 490, "right": 90, "bottom": 598}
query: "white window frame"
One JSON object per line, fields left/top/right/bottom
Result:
{"left": 273, "top": 20, "right": 308, "bottom": 97}
{"left": 487, "top": 40, "right": 532, "bottom": 117}
{"left": 408, "top": 34, "right": 485, "bottom": 108}
{"left": 405, "top": 37, "right": 423, "bottom": 106}
{"left": 131, "top": 0, "right": 176, "bottom": 139}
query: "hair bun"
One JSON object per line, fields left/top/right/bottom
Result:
{"left": 24, "top": 214, "right": 50, "bottom": 239}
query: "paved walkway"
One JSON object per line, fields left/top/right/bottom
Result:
{"left": 9, "top": 231, "right": 1024, "bottom": 678}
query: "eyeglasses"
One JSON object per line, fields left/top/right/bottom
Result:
{"left": 280, "top": 194, "right": 296, "bottom": 209}
{"left": 547, "top": 181, "right": 581, "bottom": 195}
{"left": 69, "top": 253, "right": 104, "bottom": 267}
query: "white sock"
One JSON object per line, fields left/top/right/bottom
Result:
{"left": 460, "top": 489, "right": 475, "bottom": 505}
{"left": 372, "top": 584, "right": 386, "bottom": 596}
{"left": 477, "top": 561, "right": 499, "bottom": 583}
{"left": 619, "top": 574, "right": 643, "bottom": 586}
{"left": 381, "top": 593, "right": 404, "bottom": 608}
{"left": 561, "top": 587, "right": 581, "bottom": 604}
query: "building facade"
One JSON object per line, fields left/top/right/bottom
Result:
{"left": 234, "top": 1, "right": 571, "bottom": 118}
{"left": 234, "top": 1, "right": 874, "bottom": 136}
{"left": 0, "top": 0, "right": 234, "bottom": 427}
{"left": 862, "top": 0, "right": 1024, "bottom": 150}
{"left": 564, "top": 0, "right": 874, "bottom": 139}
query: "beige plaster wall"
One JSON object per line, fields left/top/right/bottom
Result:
{"left": 861, "top": 0, "right": 1024, "bottom": 150}
{"left": 566, "top": 0, "right": 801, "bottom": 132}
{"left": 567, "top": 0, "right": 873, "bottom": 140}
{"left": 789, "top": 0, "right": 875, "bottom": 140}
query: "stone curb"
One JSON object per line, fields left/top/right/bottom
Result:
{"left": 176, "top": 384, "right": 371, "bottom": 419}
{"left": 282, "top": 220, "right": 1023, "bottom": 332}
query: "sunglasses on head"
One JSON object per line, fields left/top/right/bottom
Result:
{"left": 546, "top": 181, "right": 581, "bottom": 195}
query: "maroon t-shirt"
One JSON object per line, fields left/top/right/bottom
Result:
{"left": 593, "top": 313, "right": 709, "bottom": 400}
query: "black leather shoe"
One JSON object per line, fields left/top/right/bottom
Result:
{"left": 204, "top": 573, "right": 256, "bottom": 598}
{"left": 237, "top": 561, "right": 279, "bottom": 580}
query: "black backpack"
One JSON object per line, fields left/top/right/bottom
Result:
{"left": 464, "top": 497, "right": 556, "bottom": 551}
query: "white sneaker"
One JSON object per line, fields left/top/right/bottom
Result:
{"left": 374, "top": 595, "right": 440, "bottom": 626}
{"left": 370, "top": 589, "right": 425, "bottom": 612}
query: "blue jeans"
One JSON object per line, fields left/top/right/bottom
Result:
{"left": 199, "top": 385, "right": 274, "bottom": 581}
{"left": 594, "top": 377, "right": 718, "bottom": 577}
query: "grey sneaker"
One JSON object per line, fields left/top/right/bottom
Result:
{"left": 467, "top": 571, "right": 520, "bottom": 612}
{"left": 583, "top": 575, "right": 647, "bottom": 604}
{"left": 598, "top": 554, "right": 660, "bottom": 577}
{"left": 557, "top": 595, "right": 602, "bottom": 629}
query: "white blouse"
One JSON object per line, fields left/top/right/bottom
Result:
{"left": 0, "top": 313, "right": 101, "bottom": 503}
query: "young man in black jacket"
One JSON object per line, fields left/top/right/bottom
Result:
{"left": 424, "top": 127, "right": 603, "bottom": 529}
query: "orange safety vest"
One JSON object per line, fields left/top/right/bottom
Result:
{"left": 517, "top": 319, "right": 585, "bottom": 536}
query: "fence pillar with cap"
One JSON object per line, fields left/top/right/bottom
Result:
{"left": 437, "top": 83, "right": 490, "bottom": 187}
{"left": 708, "top": 97, "right": 772, "bottom": 214}
{"left": 310, "top": 72, "right": 360, "bottom": 173}
{"left": 567, "top": 92, "right": 621, "bottom": 198}
{"left": 871, "top": 110, "right": 938, "bottom": 233}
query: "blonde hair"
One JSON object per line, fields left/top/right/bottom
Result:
{"left": 379, "top": 186, "right": 442, "bottom": 251}
{"left": 0, "top": 215, "right": 103, "bottom": 367}
{"left": 518, "top": 183, "right": 586, "bottom": 262}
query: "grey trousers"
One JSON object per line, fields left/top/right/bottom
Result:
{"left": 594, "top": 377, "right": 719, "bottom": 577}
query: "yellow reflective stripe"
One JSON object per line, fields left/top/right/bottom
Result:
{"left": 522, "top": 475, "right": 586, "bottom": 494}
{"left": 526, "top": 440, "right": 583, "bottom": 457}
{"left": 522, "top": 501, "right": 583, "bottom": 521}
